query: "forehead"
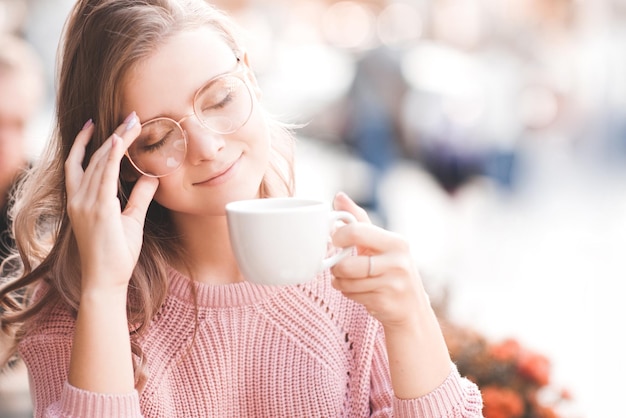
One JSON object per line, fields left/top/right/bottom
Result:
{"left": 122, "top": 27, "right": 236, "bottom": 121}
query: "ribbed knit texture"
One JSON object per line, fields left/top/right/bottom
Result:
{"left": 19, "top": 269, "right": 483, "bottom": 417}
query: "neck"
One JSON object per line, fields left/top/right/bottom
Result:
{"left": 170, "top": 213, "right": 243, "bottom": 285}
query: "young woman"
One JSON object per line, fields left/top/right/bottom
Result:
{"left": 0, "top": 1, "right": 483, "bottom": 416}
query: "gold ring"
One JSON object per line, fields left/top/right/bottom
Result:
{"left": 367, "top": 256, "right": 373, "bottom": 277}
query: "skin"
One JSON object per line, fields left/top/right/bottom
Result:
{"left": 0, "top": 71, "right": 38, "bottom": 206}
{"left": 120, "top": 28, "right": 271, "bottom": 282}
{"left": 65, "top": 27, "right": 452, "bottom": 399}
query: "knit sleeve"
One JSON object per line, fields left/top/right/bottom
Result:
{"left": 19, "top": 313, "right": 143, "bottom": 418}
{"left": 45, "top": 382, "right": 142, "bottom": 418}
{"left": 369, "top": 326, "right": 484, "bottom": 418}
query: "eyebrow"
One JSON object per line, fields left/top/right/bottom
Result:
{"left": 139, "top": 58, "right": 241, "bottom": 123}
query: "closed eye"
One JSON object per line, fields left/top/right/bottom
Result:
{"left": 206, "top": 91, "right": 234, "bottom": 111}
{"left": 142, "top": 129, "right": 176, "bottom": 153}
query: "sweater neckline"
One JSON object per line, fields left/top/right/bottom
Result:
{"left": 167, "top": 268, "right": 285, "bottom": 308}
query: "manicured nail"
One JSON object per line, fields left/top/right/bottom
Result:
{"left": 124, "top": 111, "right": 137, "bottom": 131}
{"left": 82, "top": 119, "right": 93, "bottom": 130}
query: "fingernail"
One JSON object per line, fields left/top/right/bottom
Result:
{"left": 124, "top": 111, "right": 137, "bottom": 131}
{"left": 82, "top": 119, "right": 93, "bottom": 130}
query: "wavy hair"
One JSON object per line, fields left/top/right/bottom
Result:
{"left": 0, "top": 0, "right": 295, "bottom": 387}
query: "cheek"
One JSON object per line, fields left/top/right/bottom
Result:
{"left": 150, "top": 175, "right": 183, "bottom": 209}
{"left": 145, "top": 111, "right": 274, "bottom": 211}
{"left": 244, "top": 109, "right": 272, "bottom": 158}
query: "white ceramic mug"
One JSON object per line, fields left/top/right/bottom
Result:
{"left": 225, "top": 197, "right": 357, "bottom": 286}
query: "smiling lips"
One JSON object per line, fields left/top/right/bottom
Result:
{"left": 193, "top": 156, "right": 241, "bottom": 186}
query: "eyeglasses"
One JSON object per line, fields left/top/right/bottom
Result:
{"left": 125, "top": 58, "right": 254, "bottom": 178}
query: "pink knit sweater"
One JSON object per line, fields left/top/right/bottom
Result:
{"left": 19, "top": 268, "right": 483, "bottom": 417}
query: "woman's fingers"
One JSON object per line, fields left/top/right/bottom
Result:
{"left": 332, "top": 192, "right": 410, "bottom": 256}
{"left": 64, "top": 119, "right": 94, "bottom": 198}
{"left": 64, "top": 113, "right": 153, "bottom": 290}
{"left": 94, "top": 112, "right": 140, "bottom": 200}
{"left": 331, "top": 268, "right": 416, "bottom": 322}
{"left": 332, "top": 252, "right": 412, "bottom": 285}
{"left": 327, "top": 204, "right": 423, "bottom": 324}
{"left": 86, "top": 112, "right": 139, "bottom": 165}
{"left": 123, "top": 174, "right": 159, "bottom": 224}
{"left": 332, "top": 253, "right": 381, "bottom": 279}
{"left": 333, "top": 192, "right": 371, "bottom": 224}
{"left": 69, "top": 113, "right": 136, "bottom": 203}
{"left": 98, "top": 134, "right": 126, "bottom": 199}
{"left": 332, "top": 273, "right": 385, "bottom": 295}
{"left": 332, "top": 221, "right": 408, "bottom": 257}
{"left": 66, "top": 112, "right": 143, "bottom": 223}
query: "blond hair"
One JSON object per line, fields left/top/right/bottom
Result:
{"left": 0, "top": 0, "right": 295, "bottom": 386}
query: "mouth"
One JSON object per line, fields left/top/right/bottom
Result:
{"left": 193, "top": 155, "right": 241, "bottom": 186}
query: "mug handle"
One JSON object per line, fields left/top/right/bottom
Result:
{"left": 321, "top": 210, "right": 357, "bottom": 270}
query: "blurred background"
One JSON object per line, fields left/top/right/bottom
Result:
{"left": 1, "top": 0, "right": 619, "bottom": 416}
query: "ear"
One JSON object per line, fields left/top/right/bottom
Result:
{"left": 241, "top": 51, "right": 263, "bottom": 100}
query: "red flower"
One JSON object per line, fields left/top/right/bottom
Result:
{"left": 436, "top": 304, "right": 575, "bottom": 417}
{"left": 517, "top": 351, "right": 551, "bottom": 386}
{"left": 489, "top": 338, "right": 521, "bottom": 362}
{"left": 481, "top": 385, "right": 525, "bottom": 418}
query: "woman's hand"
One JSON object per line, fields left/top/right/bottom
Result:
{"left": 66, "top": 113, "right": 158, "bottom": 392}
{"left": 64, "top": 113, "right": 159, "bottom": 294}
{"left": 330, "top": 192, "right": 452, "bottom": 398}
{"left": 330, "top": 192, "right": 427, "bottom": 330}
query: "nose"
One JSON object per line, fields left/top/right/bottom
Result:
{"left": 181, "top": 116, "right": 225, "bottom": 164}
